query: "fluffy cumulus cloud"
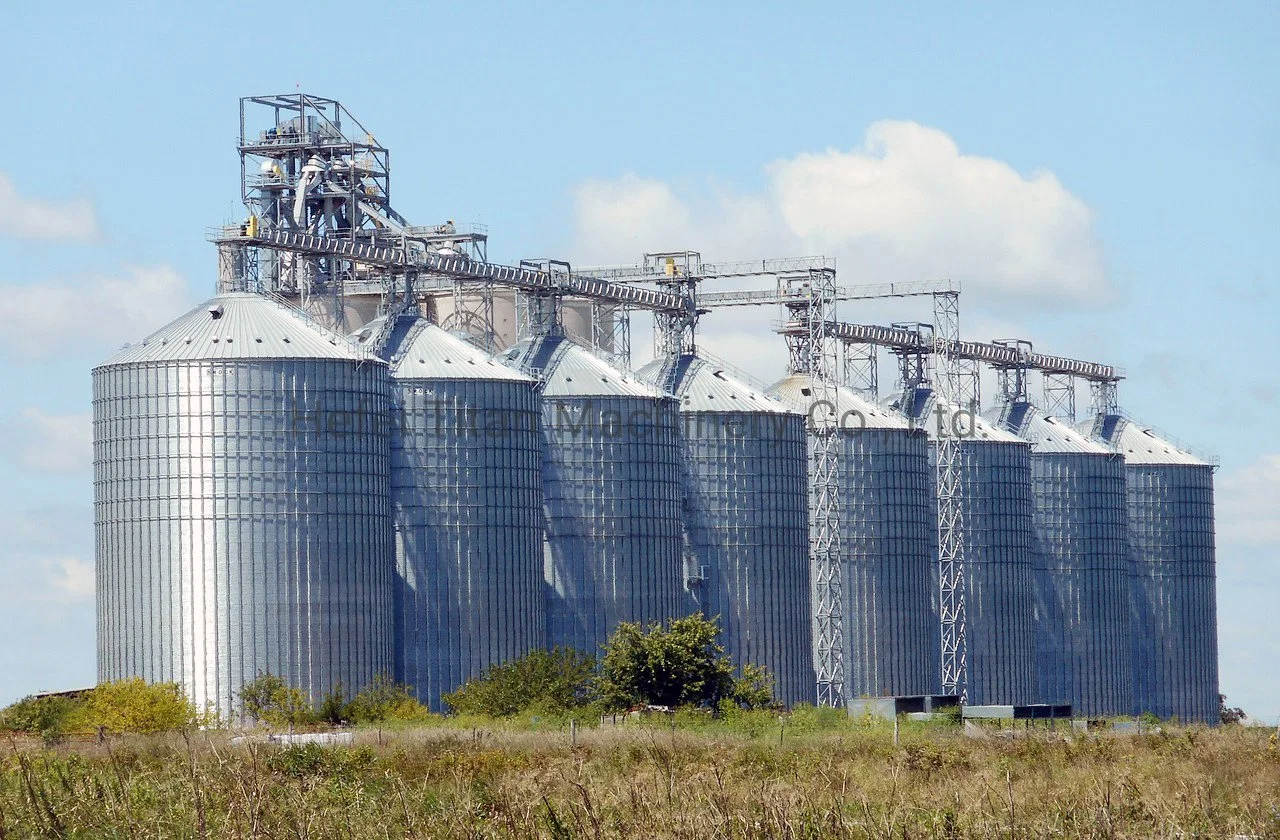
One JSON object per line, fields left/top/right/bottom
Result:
{"left": 0, "top": 172, "right": 100, "bottom": 242}
{"left": 0, "top": 265, "right": 193, "bottom": 361}
{"left": 1217, "top": 453, "right": 1280, "bottom": 547}
{"left": 2, "top": 407, "right": 93, "bottom": 474}
{"left": 571, "top": 121, "right": 1109, "bottom": 306}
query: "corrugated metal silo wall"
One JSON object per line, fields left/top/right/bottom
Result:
{"left": 542, "top": 396, "right": 685, "bottom": 654}
{"left": 93, "top": 359, "right": 393, "bottom": 718}
{"left": 680, "top": 410, "right": 814, "bottom": 706}
{"left": 392, "top": 378, "right": 546, "bottom": 710}
{"left": 1128, "top": 463, "right": 1219, "bottom": 723}
{"left": 841, "top": 428, "right": 940, "bottom": 700}
{"left": 1029, "top": 452, "right": 1133, "bottom": 716}
{"left": 951, "top": 441, "right": 1038, "bottom": 706}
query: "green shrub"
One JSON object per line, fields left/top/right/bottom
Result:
{"left": 73, "top": 679, "right": 206, "bottom": 734}
{"left": 348, "top": 674, "right": 431, "bottom": 724}
{"left": 444, "top": 648, "right": 597, "bottom": 717}
{"left": 265, "top": 744, "right": 377, "bottom": 779}
{"left": 238, "top": 673, "right": 315, "bottom": 727}
{"left": 597, "top": 614, "right": 776, "bottom": 712}
{"left": 0, "top": 694, "right": 80, "bottom": 738}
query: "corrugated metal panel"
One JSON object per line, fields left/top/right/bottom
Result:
{"left": 357, "top": 316, "right": 532, "bottom": 382}
{"left": 770, "top": 374, "right": 909, "bottom": 430}
{"left": 886, "top": 388, "right": 1036, "bottom": 705}
{"left": 1095, "top": 418, "right": 1218, "bottom": 723}
{"left": 100, "top": 293, "right": 375, "bottom": 365}
{"left": 771, "top": 374, "right": 939, "bottom": 702}
{"left": 356, "top": 316, "right": 547, "bottom": 710}
{"left": 518, "top": 337, "right": 686, "bottom": 654}
{"left": 639, "top": 355, "right": 814, "bottom": 706}
{"left": 1102, "top": 416, "right": 1209, "bottom": 466}
{"left": 1003, "top": 403, "right": 1133, "bottom": 716}
{"left": 499, "top": 336, "right": 662, "bottom": 398}
{"left": 94, "top": 299, "right": 393, "bottom": 718}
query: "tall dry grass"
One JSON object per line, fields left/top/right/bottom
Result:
{"left": 2, "top": 723, "right": 1278, "bottom": 838}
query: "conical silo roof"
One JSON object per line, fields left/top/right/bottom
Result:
{"left": 883, "top": 387, "right": 1025, "bottom": 443}
{"left": 767, "top": 373, "right": 909, "bottom": 429}
{"left": 353, "top": 316, "right": 533, "bottom": 382}
{"left": 98, "top": 292, "right": 373, "bottom": 367}
{"left": 499, "top": 335, "right": 664, "bottom": 398}
{"left": 998, "top": 402, "right": 1109, "bottom": 454}
{"left": 1090, "top": 416, "right": 1209, "bottom": 466}
{"left": 636, "top": 355, "right": 796, "bottom": 414}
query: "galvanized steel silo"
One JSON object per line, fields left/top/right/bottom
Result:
{"left": 1000, "top": 402, "right": 1132, "bottom": 716}
{"left": 356, "top": 315, "right": 545, "bottom": 710}
{"left": 887, "top": 388, "right": 1037, "bottom": 706}
{"left": 638, "top": 355, "right": 814, "bottom": 706}
{"left": 500, "top": 336, "right": 685, "bottom": 655}
{"left": 1095, "top": 416, "right": 1219, "bottom": 723}
{"left": 93, "top": 293, "right": 392, "bottom": 718}
{"left": 769, "top": 375, "right": 940, "bottom": 702}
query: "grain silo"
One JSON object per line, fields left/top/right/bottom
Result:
{"left": 638, "top": 355, "right": 814, "bottom": 706}
{"left": 499, "top": 335, "right": 685, "bottom": 654}
{"left": 354, "top": 314, "right": 545, "bottom": 710}
{"left": 769, "top": 375, "right": 939, "bottom": 702}
{"left": 94, "top": 292, "right": 392, "bottom": 718}
{"left": 998, "top": 402, "right": 1132, "bottom": 717}
{"left": 1093, "top": 415, "right": 1219, "bottom": 723}
{"left": 885, "top": 387, "right": 1037, "bottom": 707}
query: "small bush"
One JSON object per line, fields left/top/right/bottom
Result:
{"left": 349, "top": 674, "right": 431, "bottom": 724}
{"left": 444, "top": 648, "right": 597, "bottom": 717}
{"left": 265, "top": 744, "right": 377, "bottom": 779}
{"left": 238, "top": 673, "right": 315, "bottom": 727}
{"left": 598, "top": 614, "right": 776, "bottom": 711}
{"left": 73, "top": 679, "right": 206, "bottom": 734}
{"left": 0, "top": 694, "right": 80, "bottom": 738}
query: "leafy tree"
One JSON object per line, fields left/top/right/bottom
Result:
{"left": 74, "top": 679, "right": 204, "bottom": 734}
{"left": 1220, "top": 694, "right": 1247, "bottom": 725}
{"left": 598, "top": 614, "right": 774, "bottom": 711}
{"left": 348, "top": 674, "right": 429, "bottom": 723}
{"left": 238, "top": 673, "right": 314, "bottom": 727}
{"left": 444, "top": 648, "right": 598, "bottom": 717}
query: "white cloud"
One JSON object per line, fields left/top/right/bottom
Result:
{"left": 42, "top": 556, "right": 95, "bottom": 603}
{"left": 1218, "top": 453, "right": 1280, "bottom": 547}
{"left": 571, "top": 121, "right": 1108, "bottom": 306}
{"left": 0, "top": 265, "right": 193, "bottom": 361}
{"left": 3, "top": 407, "right": 93, "bottom": 474}
{"left": 0, "top": 172, "right": 100, "bottom": 242}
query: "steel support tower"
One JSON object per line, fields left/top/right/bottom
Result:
{"left": 930, "top": 290, "right": 971, "bottom": 698}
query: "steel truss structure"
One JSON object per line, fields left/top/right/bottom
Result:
{"left": 815, "top": 317, "right": 1122, "bottom": 700}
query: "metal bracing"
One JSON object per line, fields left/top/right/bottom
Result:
{"left": 842, "top": 341, "right": 879, "bottom": 400}
{"left": 1089, "top": 378, "right": 1119, "bottom": 419}
{"left": 819, "top": 321, "right": 1123, "bottom": 385}
{"left": 992, "top": 340, "right": 1034, "bottom": 405}
{"left": 590, "top": 301, "right": 632, "bottom": 370}
{"left": 514, "top": 260, "right": 569, "bottom": 341}
{"left": 890, "top": 322, "right": 934, "bottom": 393}
{"left": 445, "top": 279, "right": 499, "bottom": 351}
{"left": 1043, "top": 373, "right": 1077, "bottom": 422}
{"left": 777, "top": 268, "right": 846, "bottom": 707}
{"left": 932, "top": 291, "right": 969, "bottom": 699}
{"left": 216, "top": 241, "right": 258, "bottom": 294}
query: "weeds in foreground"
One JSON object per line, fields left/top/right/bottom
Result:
{"left": 1, "top": 723, "right": 1277, "bottom": 838}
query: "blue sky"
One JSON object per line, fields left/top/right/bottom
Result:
{"left": 1, "top": 1, "right": 1276, "bottom": 717}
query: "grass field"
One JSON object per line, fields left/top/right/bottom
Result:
{"left": 2, "top": 716, "right": 1278, "bottom": 838}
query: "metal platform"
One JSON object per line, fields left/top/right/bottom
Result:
{"left": 848, "top": 695, "right": 961, "bottom": 719}
{"left": 961, "top": 703, "right": 1073, "bottom": 720}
